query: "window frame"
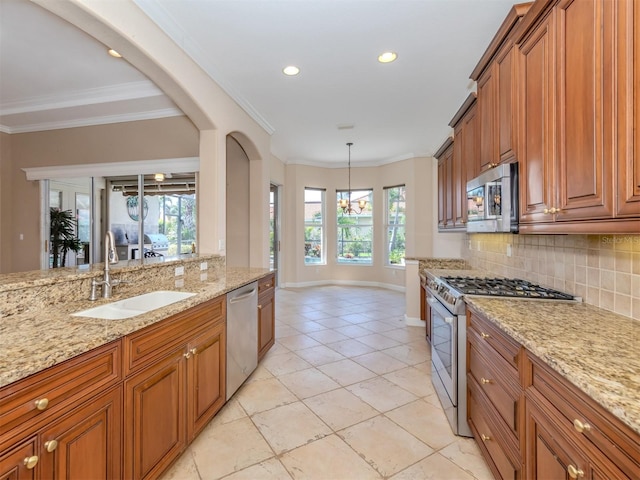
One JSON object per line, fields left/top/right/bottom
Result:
{"left": 304, "top": 187, "right": 326, "bottom": 265}
{"left": 336, "top": 189, "right": 374, "bottom": 265}
{"left": 384, "top": 184, "right": 406, "bottom": 267}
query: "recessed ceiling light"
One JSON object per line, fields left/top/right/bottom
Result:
{"left": 378, "top": 51, "right": 397, "bottom": 63}
{"left": 108, "top": 48, "right": 122, "bottom": 58}
{"left": 283, "top": 65, "right": 300, "bottom": 76}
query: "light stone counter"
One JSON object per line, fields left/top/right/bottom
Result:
{"left": 464, "top": 296, "right": 640, "bottom": 436}
{"left": 0, "top": 266, "right": 272, "bottom": 389}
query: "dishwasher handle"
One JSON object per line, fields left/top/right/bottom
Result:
{"left": 228, "top": 288, "right": 257, "bottom": 304}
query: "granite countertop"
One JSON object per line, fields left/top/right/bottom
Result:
{"left": 0, "top": 267, "right": 272, "bottom": 389}
{"left": 465, "top": 296, "right": 640, "bottom": 436}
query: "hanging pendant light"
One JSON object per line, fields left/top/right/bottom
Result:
{"left": 339, "top": 142, "right": 366, "bottom": 215}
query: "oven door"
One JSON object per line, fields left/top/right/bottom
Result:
{"left": 429, "top": 296, "right": 457, "bottom": 405}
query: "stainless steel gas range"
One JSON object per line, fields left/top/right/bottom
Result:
{"left": 425, "top": 272, "right": 579, "bottom": 437}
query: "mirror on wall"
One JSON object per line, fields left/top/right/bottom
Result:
{"left": 43, "top": 172, "right": 197, "bottom": 269}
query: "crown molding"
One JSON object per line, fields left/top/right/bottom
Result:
{"left": 0, "top": 108, "right": 184, "bottom": 134}
{"left": 23, "top": 157, "right": 200, "bottom": 181}
{"left": 0, "top": 81, "right": 166, "bottom": 115}
{"left": 286, "top": 152, "right": 421, "bottom": 168}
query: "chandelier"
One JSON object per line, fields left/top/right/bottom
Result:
{"left": 339, "top": 142, "right": 367, "bottom": 214}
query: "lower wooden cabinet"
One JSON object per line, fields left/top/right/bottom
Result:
{"left": 40, "top": 386, "right": 122, "bottom": 479}
{"left": 257, "top": 273, "right": 276, "bottom": 361}
{"left": 468, "top": 306, "right": 640, "bottom": 480}
{"left": 0, "top": 437, "right": 37, "bottom": 480}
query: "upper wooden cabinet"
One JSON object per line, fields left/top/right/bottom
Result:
{"left": 471, "top": 3, "right": 532, "bottom": 173}
{"left": 516, "top": 0, "right": 640, "bottom": 233}
{"left": 435, "top": 136, "right": 455, "bottom": 231}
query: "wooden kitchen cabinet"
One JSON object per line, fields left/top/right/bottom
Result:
{"left": 258, "top": 273, "right": 276, "bottom": 361}
{"left": 123, "top": 296, "right": 226, "bottom": 480}
{"left": 517, "top": 0, "right": 640, "bottom": 233}
{"left": 187, "top": 322, "right": 226, "bottom": 441}
{"left": 0, "top": 340, "right": 123, "bottom": 480}
{"left": 435, "top": 137, "right": 454, "bottom": 230}
{"left": 467, "top": 306, "right": 640, "bottom": 480}
{"left": 467, "top": 307, "right": 524, "bottom": 479}
{"left": 39, "top": 386, "right": 122, "bottom": 479}
{"left": 471, "top": 3, "right": 531, "bottom": 174}
{"left": 0, "top": 437, "right": 37, "bottom": 480}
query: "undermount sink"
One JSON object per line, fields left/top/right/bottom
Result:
{"left": 71, "top": 291, "right": 197, "bottom": 320}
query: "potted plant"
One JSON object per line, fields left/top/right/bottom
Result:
{"left": 50, "top": 208, "right": 82, "bottom": 268}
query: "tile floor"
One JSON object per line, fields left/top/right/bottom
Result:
{"left": 161, "top": 285, "right": 493, "bottom": 480}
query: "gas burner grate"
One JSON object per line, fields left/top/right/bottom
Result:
{"left": 440, "top": 276, "right": 575, "bottom": 300}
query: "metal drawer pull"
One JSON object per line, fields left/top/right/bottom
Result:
{"left": 44, "top": 440, "right": 58, "bottom": 452}
{"left": 480, "top": 434, "right": 491, "bottom": 442}
{"left": 190, "top": 348, "right": 197, "bottom": 355}
{"left": 480, "top": 378, "right": 492, "bottom": 385}
{"left": 183, "top": 352, "right": 191, "bottom": 359}
{"left": 34, "top": 398, "right": 49, "bottom": 410}
{"left": 23, "top": 456, "right": 39, "bottom": 469}
{"left": 480, "top": 332, "right": 490, "bottom": 339}
{"left": 573, "top": 419, "right": 591, "bottom": 433}
{"left": 567, "top": 465, "right": 584, "bottom": 478}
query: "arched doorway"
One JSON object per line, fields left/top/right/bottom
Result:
{"left": 226, "top": 136, "right": 251, "bottom": 267}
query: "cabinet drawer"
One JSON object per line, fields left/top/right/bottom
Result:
{"left": 468, "top": 307, "right": 521, "bottom": 373}
{"left": 468, "top": 380, "right": 521, "bottom": 480}
{"left": 0, "top": 340, "right": 121, "bottom": 438}
{"left": 468, "top": 339, "right": 520, "bottom": 435}
{"left": 124, "top": 296, "right": 225, "bottom": 375}
{"left": 258, "top": 274, "right": 275, "bottom": 297}
{"left": 527, "top": 352, "right": 640, "bottom": 478}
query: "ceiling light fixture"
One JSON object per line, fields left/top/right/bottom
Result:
{"left": 282, "top": 65, "right": 300, "bottom": 76}
{"left": 338, "top": 142, "right": 367, "bottom": 215}
{"left": 377, "top": 51, "right": 397, "bottom": 63}
{"left": 107, "top": 48, "right": 122, "bottom": 58}
{"left": 154, "top": 173, "right": 165, "bottom": 182}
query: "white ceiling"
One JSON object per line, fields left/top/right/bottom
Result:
{"left": 1, "top": 0, "right": 517, "bottom": 166}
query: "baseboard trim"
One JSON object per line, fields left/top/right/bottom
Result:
{"left": 280, "top": 279, "right": 405, "bottom": 293}
{"left": 404, "top": 314, "right": 426, "bottom": 327}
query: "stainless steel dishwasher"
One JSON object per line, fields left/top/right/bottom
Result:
{"left": 226, "top": 281, "right": 258, "bottom": 400}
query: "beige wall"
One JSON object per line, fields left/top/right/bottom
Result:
{"left": 226, "top": 136, "right": 250, "bottom": 267}
{"left": 1, "top": 117, "right": 198, "bottom": 273}
{"left": 464, "top": 233, "right": 640, "bottom": 320}
{"left": 281, "top": 157, "right": 435, "bottom": 289}
{"left": 0, "top": 132, "right": 12, "bottom": 273}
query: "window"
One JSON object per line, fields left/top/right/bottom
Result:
{"left": 385, "top": 185, "right": 406, "bottom": 266}
{"left": 304, "top": 188, "right": 325, "bottom": 264}
{"left": 337, "top": 190, "right": 373, "bottom": 264}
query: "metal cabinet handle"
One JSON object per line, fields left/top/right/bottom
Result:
{"left": 573, "top": 419, "right": 591, "bottom": 434}
{"left": 23, "top": 456, "right": 39, "bottom": 469}
{"left": 480, "top": 434, "right": 491, "bottom": 442}
{"left": 34, "top": 398, "right": 49, "bottom": 410}
{"left": 480, "top": 378, "right": 492, "bottom": 385}
{"left": 44, "top": 440, "right": 58, "bottom": 452}
{"left": 480, "top": 332, "right": 490, "bottom": 339}
{"left": 567, "top": 465, "right": 584, "bottom": 478}
{"left": 190, "top": 348, "right": 197, "bottom": 355}
{"left": 183, "top": 352, "right": 191, "bottom": 359}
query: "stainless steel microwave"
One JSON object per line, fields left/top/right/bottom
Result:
{"left": 466, "top": 163, "right": 518, "bottom": 233}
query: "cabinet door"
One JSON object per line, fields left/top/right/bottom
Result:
{"left": 258, "top": 291, "right": 275, "bottom": 361}
{"left": 437, "top": 157, "right": 447, "bottom": 228}
{"left": 478, "top": 67, "right": 497, "bottom": 173}
{"left": 0, "top": 437, "right": 38, "bottom": 480}
{"left": 39, "top": 386, "right": 122, "bottom": 480}
{"left": 496, "top": 43, "right": 517, "bottom": 164}
{"left": 518, "top": 11, "right": 556, "bottom": 224}
{"left": 555, "top": 0, "right": 615, "bottom": 221}
{"left": 452, "top": 125, "right": 465, "bottom": 227}
{"left": 616, "top": 0, "right": 640, "bottom": 216}
{"left": 187, "top": 323, "right": 226, "bottom": 441}
{"left": 124, "top": 351, "right": 186, "bottom": 480}
{"left": 444, "top": 147, "right": 455, "bottom": 227}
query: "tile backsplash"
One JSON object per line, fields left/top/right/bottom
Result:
{"left": 463, "top": 234, "right": 640, "bottom": 320}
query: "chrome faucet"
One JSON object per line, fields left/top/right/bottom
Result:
{"left": 89, "top": 230, "right": 121, "bottom": 300}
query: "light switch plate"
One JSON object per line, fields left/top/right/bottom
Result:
{"left": 200, "top": 262, "right": 208, "bottom": 271}
{"left": 175, "top": 278, "right": 184, "bottom": 288}
{"left": 200, "top": 273, "right": 208, "bottom": 281}
{"left": 175, "top": 266, "right": 185, "bottom": 276}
